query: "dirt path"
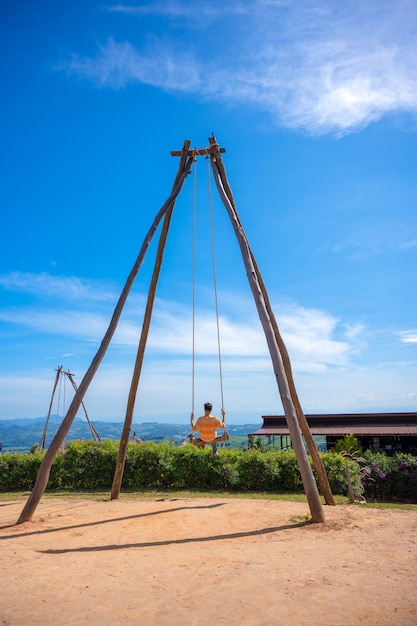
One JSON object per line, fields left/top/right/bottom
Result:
{"left": 1, "top": 496, "right": 416, "bottom": 625}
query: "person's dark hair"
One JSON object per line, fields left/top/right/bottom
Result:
{"left": 204, "top": 402, "right": 213, "bottom": 411}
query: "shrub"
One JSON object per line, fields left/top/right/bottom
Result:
{"left": 321, "top": 453, "right": 363, "bottom": 499}
{"left": 60, "top": 439, "right": 118, "bottom": 489}
{"left": 0, "top": 452, "right": 44, "bottom": 490}
{"left": 362, "top": 451, "right": 417, "bottom": 502}
{"left": 171, "top": 445, "right": 233, "bottom": 490}
{"left": 276, "top": 450, "right": 303, "bottom": 491}
{"left": 332, "top": 434, "right": 362, "bottom": 455}
{"left": 231, "top": 449, "right": 278, "bottom": 491}
{"left": 123, "top": 442, "right": 176, "bottom": 489}
{"left": 1, "top": 443, "right": 415, "bottom": 502}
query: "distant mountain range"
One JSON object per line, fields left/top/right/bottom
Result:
{"left": 0, "top": 417, "right": 261, "bottom": 453}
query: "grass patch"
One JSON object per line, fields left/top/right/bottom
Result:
{"left": 289, "top": 514, "right": 312, "bottom": 524}
{"left": 0, "top": 489, "right": 322, "bottom": 503}
{"left": 1, "top": 489, "right": 415, "bottom": 510}
{"left": 353, "top": 501, "right": 417, "bottom": 511}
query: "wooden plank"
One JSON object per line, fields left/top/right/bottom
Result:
{"left": 171, "top": 147, "right": 226, "bottom": 157}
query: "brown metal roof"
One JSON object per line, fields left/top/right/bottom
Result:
{"left": 250, "top": 412, "right": 417, "bottom": 437}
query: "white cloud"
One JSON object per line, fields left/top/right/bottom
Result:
{"left": 397, "top": 330, "right": 417, "bottom": 344}
{"left": 0, "top": 309, "right": 109, "bottom": 342}
{"left": 0, "top": 272, "right": 115, "bottom": 302}
{"left": 400, "top": 238, "right": 417, "bottom": 250}
{"left": 275, "top": 302, "right": 359, "bottom": 369}
{"left": 62, "top": 1, "right": 417, "bottom": 134}
{"left": 63, "top": 37, "right": 202, "bottom": 92}
{"left": 147, "top": 308, "right": 267, "bottom": 356}
{"left": 0, "top": 269, "right": 364, "bottom": 370}
{"left": 108, "top": 1, "right": 245, "bottom": 22}
{"left": 344, "top": 323, "right": 366, "bottom": 341}
{"left": 2, "top": 352, "right": 415, "bottom": 422}
{"left": 0, "top": 280, "right": 413, "bottom": 421}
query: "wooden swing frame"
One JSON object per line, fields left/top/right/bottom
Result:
{"left": 17, "top": 136, "right": 334, "bottom": 526}
{"left": 39, "top": 366, "right": 100, "bottom": 452}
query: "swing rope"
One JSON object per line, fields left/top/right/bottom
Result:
{"left": 190, "top": 148, "right": 226, "bottom": 431}
{"left": 206, "top": 153, "right": 225, "bottom": 419}
{"left": 191, "top": 151, "right": 197, "bottom": 419}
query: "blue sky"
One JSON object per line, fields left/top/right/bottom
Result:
{"left": 1, "top": 0, "right": 416, "bottom": 425}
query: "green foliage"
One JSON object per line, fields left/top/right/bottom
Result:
{"left": 321, "top": 453, "right": 363, "bottom": 498}
{"left": 232, "top": 449, "right": 279, "bottom": 490}
{"left": 168, "top": 446, "right": 219, "bottom": 489}
{"left": 275, "top": 450, "right": 303, "bottom": 491}
{"left": 332, "top": 434, "right": 362, "bottom": 455}
{"left": 59, "top": 439, "right": 119, "bottom": 489}
{"left": 123, "top": 442, "right": 176, "bottom": 489}
{"left": 0, "top": 451, "right": 44, "bottom": 490}
{"left": 247, "top": 436, "right": 267, "bottom": 451}
{"left": 362, "top": 451, "right": 417, "bottom": 501}
{"left": 0, "top": 442, "right": 415, "bottom": 502}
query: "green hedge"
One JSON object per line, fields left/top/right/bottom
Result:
{"left": 0, "top": 441, "right": 415, "bottom": 501}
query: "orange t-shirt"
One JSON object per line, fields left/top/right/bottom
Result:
{"left": 194, "top": 415, "right": 222, "bottom": 443}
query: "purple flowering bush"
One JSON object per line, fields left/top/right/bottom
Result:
{"left": 362, "top": 451, "right": 417, "bottom": 502}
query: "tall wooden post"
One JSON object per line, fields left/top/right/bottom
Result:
{"left": 16, "top": 146, "right": 193, "bottom": 524}
{"left": 110, "top": 140, "right": 192, "bottom": 499}
{"left": 209, "top": 137, "right": 325, "bottom": 522}
{"left": 207, "top": 137, "right": 334, "bottom": 507}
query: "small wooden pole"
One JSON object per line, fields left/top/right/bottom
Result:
{"left": 16, "top": 150, "right": 193, "bottom": 525}
{"left": 111, "top": 140, "right": 192, "bottom": 500}
{"left": 209, "top": 137, "right": 325, "bottom": 522}
{"left": 65, "top": 370, "right": 101, "bottom": 442}
{"left": 345, "top": 465, "right": 355, "bottom": 503}
{"left": 40, "top": 366, "right": 62, "bottom": 452}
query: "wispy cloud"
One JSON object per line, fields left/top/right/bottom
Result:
{"left": 0, "top": 309, "right": 109, "bottom": 342}
{"left": 276, "top": 302, "right": 360, "bottom": 370}
{"left": 62, "top": 0, "right": 417, "bottom": 134}
{"left": 330, "top": 218, "right": 417, "bottom": 259}
{"left": 0, "top": 272, "right": 115, "bottom": 302}
{"left": 397, "top": 330, "right": 417, "bottom": 344}
{"left": 108, "top": 1, "right": 246, "bottom": 22}
{"left": 399, "top": 238, "right": 417, "bottom": 250}
{"left": 0, "top": 271, "right": 364, "bottom": 370}
{"left": 63, "top": 36, "right": 202, "bottom": 91}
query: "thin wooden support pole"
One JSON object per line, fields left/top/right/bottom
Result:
{"left": 39, "top": 366, "right": 62, "bottom": 452}
{"left": 16, "top": 146, "right": 193, "bottom": 524}
{"left": 345, "top": 465, "right": 355, "bottom": 503}
{"left": 207, "top": 137, "right": 334, "bottom": 507}
{"left": 208, "top": 138, "right": 325, "bottom": 522}
{"left": 110, "top": 140, "right": 192, "bottom": 500}
{"left": 65, "top": 371, "right": 101, "bottom": 442}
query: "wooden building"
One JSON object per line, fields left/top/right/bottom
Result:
{"left": 249, "top": 412, "right": 417, "bottom": 455}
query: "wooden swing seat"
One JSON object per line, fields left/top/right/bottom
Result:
{"left": 183, "top": 432, "right": 229, "bottom": 448}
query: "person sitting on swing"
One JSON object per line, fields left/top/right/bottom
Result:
{"left": 191, "top": 402, "right": 226, "bottom": 455}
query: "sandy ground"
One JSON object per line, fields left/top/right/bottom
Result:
{"left": 0, "top": 495, "right": 416, "bottom": 626}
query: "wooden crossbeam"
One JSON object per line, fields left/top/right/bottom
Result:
{"left": 171, "top": 146, "right": 226, "bottom": 157}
